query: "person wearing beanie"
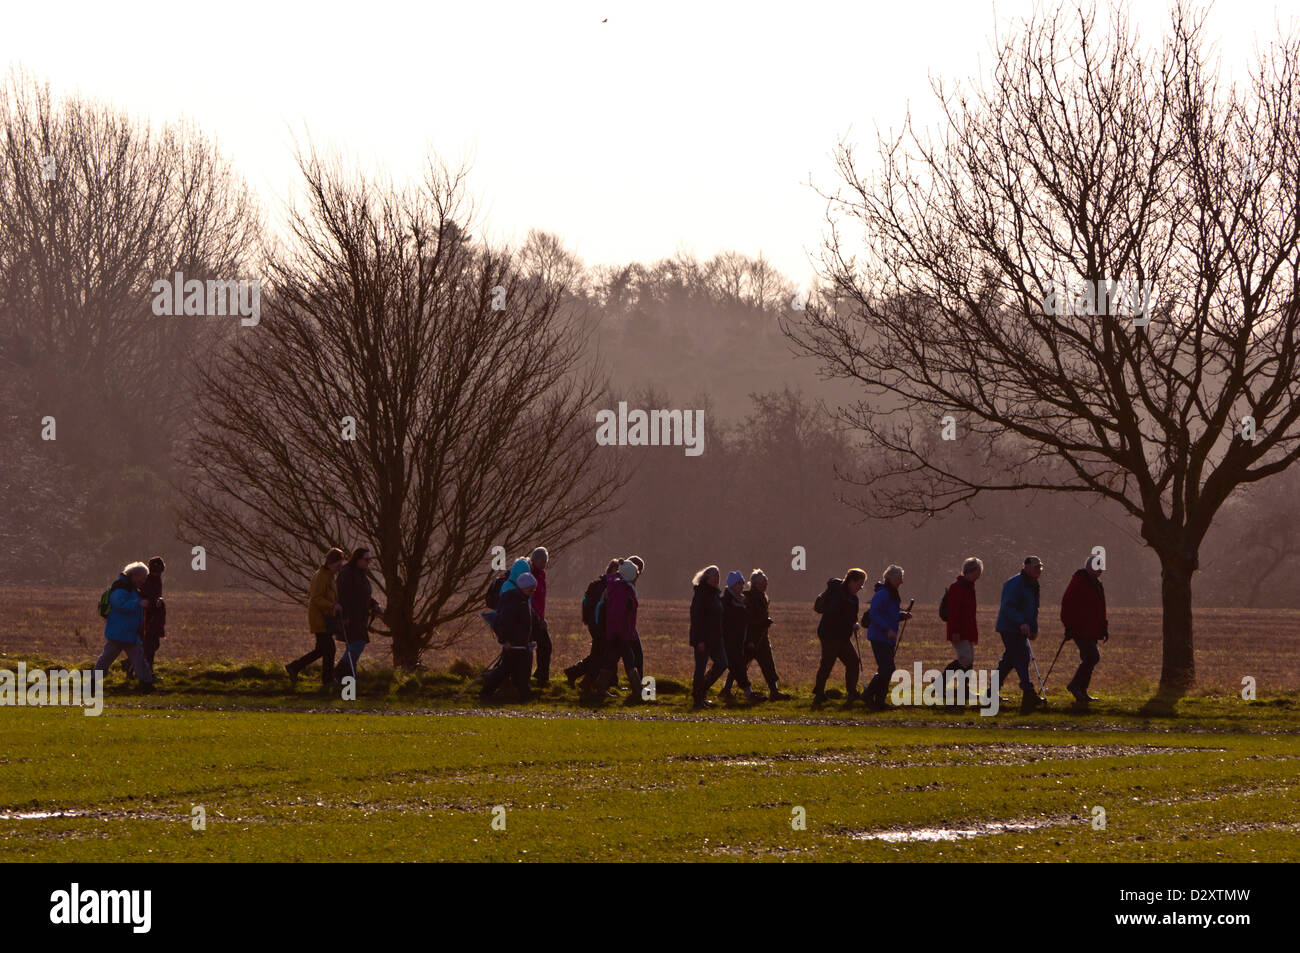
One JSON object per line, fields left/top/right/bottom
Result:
{"left": 1060, "top": 555, "right": 1108, "bottom": 707}
{"left": 626, "top": 555, "right": 646, "bottom": 673}
{"left": 567, "top": 558, "right": 619, "bottom": 691}
{"left": 594, "top": 560, "right": 642, "bottom": 702}
{"left": 742, "top": 569, "right": 790, "bottom": 700}
{"left": 720, "top": 570, "right": 762, "bottom": 701}
{"left": 481, "top": 573, "right": 538, "bottom": 701}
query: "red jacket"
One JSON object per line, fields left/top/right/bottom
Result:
{"left": 531, "top": 566, "right": 547, "bottom": 621}
{"left": 944, "top": 575, "right": 979, "bottom": 644}
{"left": 604, "top": 576, "right": 638, "bottom": 642}
{"left": 1060, "top": 569, "right": 1106, "bottom": 640}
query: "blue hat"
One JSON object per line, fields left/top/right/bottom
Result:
{"left": 726, "top": 570, "right": 745, "bottom": 587}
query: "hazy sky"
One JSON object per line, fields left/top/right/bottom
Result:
{"left": 3, "top": 0, "right": 1290, "bottom": 283}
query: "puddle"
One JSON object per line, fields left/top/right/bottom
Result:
{"left": 0, "top": 809, "right": 94, "bottom": 820}
{"left": 849, "top": 817, "right": 1062, "bottom": 842}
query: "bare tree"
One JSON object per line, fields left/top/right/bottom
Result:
{"left": 180, "top": 152, "right": 622, "bottom": 667}
{"left": 0, "top": 70, "right": 259, "bottom": 577}
{"left": 785, "top": 3, "right": 1300, "bottom": 705}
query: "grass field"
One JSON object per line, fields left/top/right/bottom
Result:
{"left": 4, "top": 588, "right": 1298, "bottom": 862}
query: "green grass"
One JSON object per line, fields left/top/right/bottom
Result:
{"left": 0, "top": 655, "right": 1297, "bottom": 861}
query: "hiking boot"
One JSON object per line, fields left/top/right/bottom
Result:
{"left": 692, "top": 695, "right": 714, "bottom": 710}
{"left": 845, "top": 691, "right": 861, "bottom": 706}
{"left": 1068, "top": 684, "right": 1096, "bottom": 704}
{"left": 718, "top": 686, "right": 733, "bottom": 700}
{"left": 565, "top": 669, "right": 578, "bottom": 688}
{"left": 768, "top": 687, "right": 792, "bottom": 700}
{"left": 138, "top": 682, "right": 155, "bottom": 695}
{"left": 812, "top": 691, "right": 828, "bottom": 706}
{"left": 285, "top": 664, "right": 298, "bottom": 689}
{"left": 1020, "top": 690, "right": 1044, "bottom": 713}
{"left": 743, "top": 687, "right": 764, "bottom": 702}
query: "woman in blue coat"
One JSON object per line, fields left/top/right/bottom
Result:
{"left": 94, "top": 561, "right": 155, "bottom": 691}
{"left": 863, "top": 565, "right": 911, "bottom": 709}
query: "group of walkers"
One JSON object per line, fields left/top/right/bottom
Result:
{"left": 94, "top": 545, "right": 1108, "bottom": 713}
{"left": 94, "top": 557, "right": 166, "bottom": 692}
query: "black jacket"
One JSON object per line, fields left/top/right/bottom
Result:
{"left": 689, "top": 582, "right": 723, "bottom": 647}
{"left": 744, "top": 588, "right": 772, "bottom": 641}
{"left": 722, "top": 588, "right": 748, "bottom": 646}
{"left": 494, "top": 587, "right": 534, "bottom": 647}
{"left": 337, "top": 563, "right": 374, "bottom": 642}
{"left": 817, "top": 582, "right": 859, "bottom": 642}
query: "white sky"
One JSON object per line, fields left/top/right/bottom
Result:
{"left": 3, "top": 0, "right": 1291, "bottom": 283}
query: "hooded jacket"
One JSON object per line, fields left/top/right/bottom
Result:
{"left": 498, "top": 557, "right": 533, "bottom": 600}
{"left": 995, "top": 570, "right": 1040, "bottom": 636}
{"left": 865, "top": 581, "right": 902, "bottom": 643}
{"left": 689, "top": 582, "right": 724, "bottom": 648}
{"left": 944, "top": 574, "right": 978, "bottom": 644}
{"left": 1060, "top": 568, "right": 1107, "bottom": 640}
{"left": 744, "top": 588, "right": 772, "bottom": 642}
{"left": 103, "top": 575, "right": 143, "bottom": 643}
{"left": 141, "top": 570, "right": 166, "bottom": 640}
{"left": 722, "top": 587, "right": 748, "bottom": 647}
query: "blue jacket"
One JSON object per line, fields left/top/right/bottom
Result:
{"left": 865, "top": 582, "right": 902, "bottom": 643}
{"left": 995, "top": 571, "right": 1040, "bottom": 636}
{"left": 104, "top": 575, "right": 143, "bottom": 643}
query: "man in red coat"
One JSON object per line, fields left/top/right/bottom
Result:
{"left": 1060, "top": 558, "right": 1108, "bottom": 705}
{"left": 943, "top": 557, "right": 982, "bottom": 697}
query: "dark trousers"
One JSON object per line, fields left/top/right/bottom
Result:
{"left": 482, "top": 647, "right": 533, "bottom": 701}
{"left": 864, "top": 639, "right": 896, "bottom": 703}
{"left": 720, "top": 631, "right": 752, "bottom": 690}
{"left": 533, "top": 624, "right": 552, "bottom": 684}
{"left": 602, "top": 639, "right": 639, "bottom": 679}
{"left": 813, "top": 638, "right": 859, "bottom": 697}
{"left": 692, "top": 641, "right": 726, "bottom": 699}
{"left": 633, "top": 637, "right": 643, "bottom": 673}
{"left": 289, "top": 633, "right": 336, "bottom": 684}
{"left": 565, "top": 625, "right": 602, "bottom": 682}
{"left": 995, "top": 630, "right": 1034, "bottom": 691}
{"left": 1068, "top": 638, "right": 1101, "bottom": 693}
{"left": 747, "top": 632, "right": 780, "bottom": 688}
{"left": 142, "top": 631, "right": 162, "bottom": 668}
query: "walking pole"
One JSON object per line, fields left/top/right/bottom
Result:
{"left": 1028, "top": 639, "right": 1048, "bottom": 701}
{"left": 1041, "top": 633, "right": 1069, "bottom": 693}
{"left": 893, "top": 599, "right": 917, "bottom": 649}
{"left": 456, "top": 650, "right": 503, "bottom": 701}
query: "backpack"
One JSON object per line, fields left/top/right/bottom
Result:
{"left": 814, "top": 577, "right": 842, "bottom": 614}
{"left": 581, "top": 576, "right": 607, "bottom": 626}
{"left": 485, "top": 574, "right": 507, "bottom": 610}
{"left": 938, "top": 587, "right": 950, "bottom": 621}
{"left": 97, "top": 585, "right": 113, "bottom": 619}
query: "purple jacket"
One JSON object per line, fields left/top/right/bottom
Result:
{"left": 604, "top": 576, "right": 639, "bottom": 642}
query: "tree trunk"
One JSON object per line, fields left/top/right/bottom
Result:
{"left": 1155, "top": 550, "right": 1197, "bottom": 703}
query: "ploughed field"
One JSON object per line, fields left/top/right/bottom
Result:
{"left": 8, "top": 587, "right": 1300, "bottom": 693}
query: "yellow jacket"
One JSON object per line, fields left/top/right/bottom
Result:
{"left": 307, "top": 567, "right": 338, "bottom": 633}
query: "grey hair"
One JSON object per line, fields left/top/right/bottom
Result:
{"left": 961, "top": 556, "right": 984, "bottom": 575}
{"left": 692, "top": 565, "right": 720, "bottom": 587}
{"left": 122, "top": 561, "right": 149, "bottom": 578}
{"left": 530, "top": 547, "right": 549, "bottom": 566}
{"left": 882, "top": 564, "right": 904, "bottom": 585}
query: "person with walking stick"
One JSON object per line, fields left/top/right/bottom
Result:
{"left": 1059, "top": 554, "right": 1108, "bottom": 707}
{"left": 863, "top": 565, "right": 912, "bottom": 710}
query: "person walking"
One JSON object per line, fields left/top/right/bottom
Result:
{"left": 863, "top": 565, "right": 911, "bottom": 709}
{"left": 528, "top": 547, "right": 552, "bottom": 688}
{"left": 481, "top": 572, "right": 539, "bottom": 702}
{"left": 743, "top": 569, "right": 790, "bottom": 700}
{"left": 140, "top": 556, "right": 167, "bottom": 672}
{"left": 93, "top": 561, "right": 155, "bottom": 692}
{"left": 720, "top": 570, "right": 763, "bottom": 701}
{"left": 287, "top": 547, "right": 345, "bottom": 688}
{"left": 689, "top": 566, "right": 726, "bottom": 709}
{"left": 994, "top": 556, "right": 1046, "bottom": 712}
{"left": 942, "top": 557, "right": 982, "bottom": 699}
{"left": 813, "top": 569, "right": 865, "bottom": 705}
{"left": 336, "top": 547, "right": 382, "bottom": 683}
{"left": 594, "top": 560, "right": 642, "bottom": 702}
{"left": 566, "top": 558, "right": 620, "bottom": 690}
{"left": 1060, "top": 556, "right": 1108, "bottom": 707}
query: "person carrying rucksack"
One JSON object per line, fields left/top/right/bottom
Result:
{"left": 812, "top": 568, "right": 866, "bottom": 704}
{"left": 1060, "top": 556, "right": 1108, "bottom": 707}
{"left": 93, "top": 561, "right": 155, "bottom": 692}
{"left": 942, "top": 557, "right": 982, "bottom": 697}
{"left": 480, "top": 572, "right": 539, "bottom": 702}
{"left": 689, "top": 565, "right": 726, "bottom": 709}
{"left": 565, "top": 558, "right": 620, "bottom": 690}
{"left": 863, "top": 565, "right": 912, "bottom": 709}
